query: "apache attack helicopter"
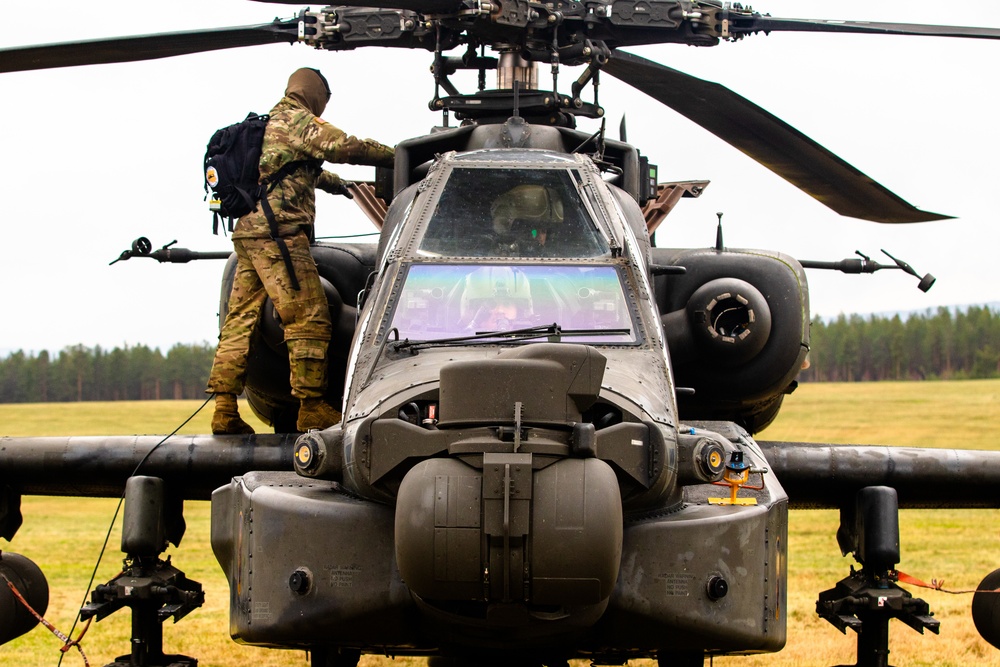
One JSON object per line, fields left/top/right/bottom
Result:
{"left": 2, "top": 2, "right": 1000, "bottom": 667}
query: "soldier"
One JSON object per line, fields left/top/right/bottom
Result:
{"left": 490, "top": 184, "right": 564, "bottom": 256}
{"left": 459, "top": 266, "right": 534, "bottom": 331}
{"left": 207, "top": 67, "right": 395, "bottom": 435}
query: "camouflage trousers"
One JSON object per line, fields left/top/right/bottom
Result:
{"left": 206, "top": 231, "right": 332, "bottom": 399}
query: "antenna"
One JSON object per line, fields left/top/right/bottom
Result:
{"left": 715, "top": 212, "right": 725, "bottom": 251}
{"left": 620, "top": 114, "right": 627, "bottom": 143}
{"left": 513, "top": 79, "right": 520, "bottom": 118}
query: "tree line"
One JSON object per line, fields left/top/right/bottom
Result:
{"left": 801, "top": 305, "right": 1000, "bottom": 382}
{"left": 0, "top": 343, "right": 215, "bottom": 403}
{"left": 0, "top": 305, "right": 996, "bottom": 402}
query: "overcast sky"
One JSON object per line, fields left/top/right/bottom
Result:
{"left": 1, "top": 0, "right": 997, "bottom": 355}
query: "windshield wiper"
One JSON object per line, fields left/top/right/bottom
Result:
{"left": 390, "top": 323, "right": 631, "bottom": 353}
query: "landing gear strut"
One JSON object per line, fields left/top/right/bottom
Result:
{"left": 80, "top": 477, "right": 203, "bottom": 667}
{"left": 816, "top": 486, "right": 938, "bottom": 667}
{"left": 311, "top": 647, "right": 361, "bottom": 667}
{"left": 656, "top": 649, "right": 704, "bottom": 666}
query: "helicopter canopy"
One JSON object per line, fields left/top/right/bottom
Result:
{"left": 418, "top": 160, "right": 611, "bottom": 259}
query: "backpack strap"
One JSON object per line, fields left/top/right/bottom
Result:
{"left": 258, "top": 194, "right": 301, "bottom": 292}
{"left": 213, "top": 211, "right": 233, "bottom": 236}
{"left": 261, "top": 159, "right": 322, "bottom": 191}
{"left": 254, "top": 159, "right": 323, "bottom": 291}
{"left": 234, "top": 184, "right": 262, "bottom": 214}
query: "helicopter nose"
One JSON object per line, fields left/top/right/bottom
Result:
{"left": 393, "top": 341, "right": 624, "bottom": 614}
{"left": 394, "top": 455, "right": 622, "bottom": 609}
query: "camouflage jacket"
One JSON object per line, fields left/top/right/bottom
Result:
{"left": 232, "top": 97, "right": 395, "bottom": 239}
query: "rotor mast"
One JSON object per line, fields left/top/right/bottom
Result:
{"left": 496, "top": 51, "right": 537, "bottom": 91}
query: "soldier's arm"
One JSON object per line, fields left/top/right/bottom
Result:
{"left": 303, "top": 117, "right": 395, "bottom": 168}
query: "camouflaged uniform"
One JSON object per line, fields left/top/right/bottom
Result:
{"left": 207, "top": 68, "right": 394, "bottom": 410}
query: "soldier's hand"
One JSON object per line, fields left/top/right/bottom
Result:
{"left": 336, "top": 181, "right": 355, "bottom": 199}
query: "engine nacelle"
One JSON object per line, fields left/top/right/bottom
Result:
{"left": 652, "top": 248, "right": 810, "bottom": 433}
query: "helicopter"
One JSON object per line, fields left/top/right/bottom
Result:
{"left": 0, "top": 1, "right": 997, "bottom": 346}
{"left": 2, "top": 1, "right": 1000, "bottom": 667}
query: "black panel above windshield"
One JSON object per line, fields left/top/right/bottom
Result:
{"left": 418, "top": 168, "right": 610, "bottom": 258}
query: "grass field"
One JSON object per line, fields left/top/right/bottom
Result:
{"left": 1, "top": 379, "right": 999, "bottom": 666}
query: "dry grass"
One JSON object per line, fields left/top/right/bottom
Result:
{"left": 2, "top": 381, "right": 999, "bottom": 666}
{"left": 712, "top": 379, "right": 1000, "bottom": 667}
{"left": 0, "top": 398, "right": 270, "bottom": 438}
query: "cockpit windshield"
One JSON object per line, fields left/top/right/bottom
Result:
{"left": 418, "top": 168, "right": 610, "bottom": 258}
{"left": 388, "top": 263, "right": 637, "bottom": 344}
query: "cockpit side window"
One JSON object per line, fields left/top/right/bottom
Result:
{"left": 418, "top": 168, "right": 610, "bottom": 258}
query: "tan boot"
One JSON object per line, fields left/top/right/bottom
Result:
{"left": 212, "top": 393, "right": 256, "bottom": 435}
{"left": 297, "top": 397, "right": 341, "bottom": 431}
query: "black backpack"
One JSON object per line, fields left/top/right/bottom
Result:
{"left": 204, "top": 113, "right": 269, "bottom": 234}
{"left": 203, "top": 113, "right": 321, "bottom": 290}
{"left": 204, "top": 113, "right": 322, "bottom": 236}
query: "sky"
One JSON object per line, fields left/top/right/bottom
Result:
{"left": 0, "top": 0, "right": 998, "bottom": 354}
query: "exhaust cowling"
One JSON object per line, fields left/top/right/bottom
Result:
{"left": 663, "top": 277, "right": 772, "bottom": 365}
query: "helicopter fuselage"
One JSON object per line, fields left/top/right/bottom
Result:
{"left": 211, "top": 142, "right": 789, "bottom": 661}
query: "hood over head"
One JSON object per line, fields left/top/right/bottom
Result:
{"left": 285, "top": 68, "right": 331, "bottom": 116}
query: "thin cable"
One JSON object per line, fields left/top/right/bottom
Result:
{"left": 57, "top": 395, "right": 213, "bottom": 666}
{"left": 314, "top": 232, "right": 379, "bottom": 239}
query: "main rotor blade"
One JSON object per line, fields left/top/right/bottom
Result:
{"left": 603, "top": 50, "right": 951, "bottom": 223}
{"left": 248, "top": 0, "right": 463, "bottom": 13}
{"left": 0, "top": 21, "right": 298, "bottom": 74}
{"left": 740, "top": 16, "right": 1000, "bottom": 40}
